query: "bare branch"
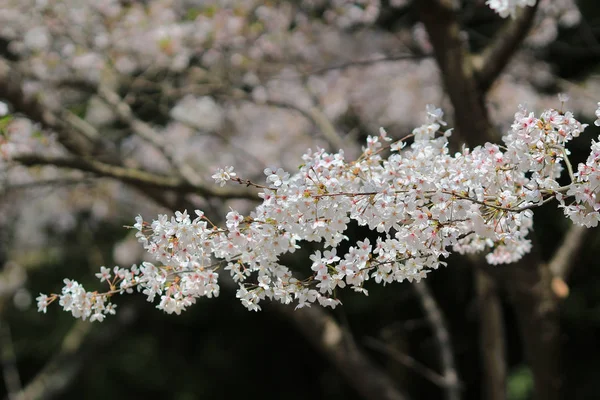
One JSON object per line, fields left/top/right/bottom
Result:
{"left": 14, "top": 306, "right": 137, "bottom": 400}
{"left": 96, "top": 85, "right": 206, "bottom": 187}
{"left": 484, "top": 251, "right": 562, "bottom": 400}
{"left": 473, "top": 2, "right": 540, "bottom": 93}
{"left": 416, "top": 0, "right": 495, "bottom": 145}
{"left": 365, "top": 337, "right": 460, "bottom": 391}
{"left": 12, "top": 154, "right": 256, "bottom": 200}
{"left": 274, "top": 304, "right": 410, "bottom": 400}
{"left": 11, "top": 321, "right": 91, "bottom": 400}
{"left": 475, "top": 268, "right": 506, "bottom": 400}
{"left": 272, "top": 53, "right": 433, "bottom": 80}
{"left": 0, "top": 320, "right": 22, "bottom": 400}
{"left": 261, "top": 98, "right": 349, "bottom": 153}
{"left": 413, "top": 281, "right": 461, "bottom": 400}
{"left": 0, "top": 62, "right": 99, "bottom": 157}
{"left": 0, "top": 177, "right": 96, "bottom": 192}
{"left": 548, "top": 225, "right": 588, "bottom": 280}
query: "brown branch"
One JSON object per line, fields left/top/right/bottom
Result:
{"left": 413, "top": 281, "right": 461, "bottom": 400}
{"left": 0, "top": 62, "right": 99, "bottom": 157}
{"left": 13, "top": 305, "right": 138, "bottom": 400}
{"left": 365, "top": 337, "right": 460, "bottom": 391}
{"left": 0, "top": 321, "right": 22, "bottom": 400}
{"left": 548, "top": 225, "right": 588, "bottom": 280}
{"left": 547, "top": 225, "right": 590, "bottom": 299}
{"left": 296, "top": 53, "right": 433, "bottom": 78}
{"left": 12, "top": 154, "right": 256, "bottom": 200}
{"left": 483, "top": 250, "right": 561, "bottom": 400}
{"left": 13, "top": 321, "right": 92, "bottom": 400}
{"left": 0, "top": 263, "right": 27, "bottom": 400}
{"left": 265, "top": 99, "right": 349, "bottom": 153}
{"left": 2, "top": 63, "right": 257, "bottom": 206}
{"left": 416, "top": 0, "right": 495, "bottom": 146}
{"left": 0, "top": 177, "right": 96, "bottom": 192}
{"left": 473, "top": 2, "right": 540, "bottom": 93}
{"left": 274, "top": 304, "right": 410, "bottom": 400}
{"left": 227, "top": 94, "right": 351, "bottom": 153}
{"left": 475, "top": 268, "right": 506, "bottom": 400}
{"left": 96, "top": 85, "right": 206, "bottom": 187}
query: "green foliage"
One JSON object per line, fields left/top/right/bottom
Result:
{"left": 0, "top": 114, "right": 13, "bottom": 136}
{"left": 507, "top": 365, "right": 534, "bottom": 400}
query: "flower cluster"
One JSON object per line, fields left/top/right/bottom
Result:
{"left": 36, "top": 101, "right": 600, "bottom": 320}
{"left": 486, "top": 0, "right": 537, "bottom": 18}
{"left": 37, "top": 278, "right": 117, "bottom": 322}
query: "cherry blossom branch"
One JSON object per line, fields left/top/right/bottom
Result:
{"left": 31, "top": 97, "right": 600, "bottom": 400}
{"left": 440, "top": 189, "right": 561, "bottom": 212}
{"left": 38, "top": 101, "right": 599, "bottom": 319}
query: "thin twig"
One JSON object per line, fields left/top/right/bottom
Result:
{"left": 96, "top": 85, "right": 206, "bottom": 188}
{"left": 274, "top": 53, "right": 433, "bottom": 80}
{"left": 0, "top": 62, "right": 98, "bottom": 156}
{"left": 413, "top": 281, "right": 461, "bottom": 400}
{"left": 365, "top": 337, "right": 459, "bottom": 391}
{"left": 274, "top": 303, "right": 410, "bottom": 400}
{"left": 1, "top": 177, "right": 96, "bottom": 192}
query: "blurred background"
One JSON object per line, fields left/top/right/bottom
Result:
{"left": 1, "top": 1, "right": 600, "bottom": 399}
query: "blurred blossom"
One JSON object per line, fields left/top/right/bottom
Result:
{"left": 72, "top": 53, "right": 105, "bottom": 81}
{"left": 412, "top": 23, "right": 433, "bottom": 54}
{"left": 13, "top": 288, "right": 32, "bottom": 311}
{"left": 114, "top": 236, "right": 145, "bottom": 266}
{"left": 0, "top": 101, "right": 8, "bottom": 117}
{"left": 170, "top": 96, "right": 224, "bottom": 132}
{"left": 24, "top": 26, "right": 49, "bottom": 50}
{"left": 114, "top": 56, "right": 137, "bottom": 74}
{"left": 559, "top": 8, "right": 581, "bottom": 27}
{"left": 526, "top": 17, "right": 558, "bottom": 47}
{"left": 0, "top": 262, "right": 26, "bottom": 299}
{"left": 252, "top": 86, "right": 268, "bottom": 104}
